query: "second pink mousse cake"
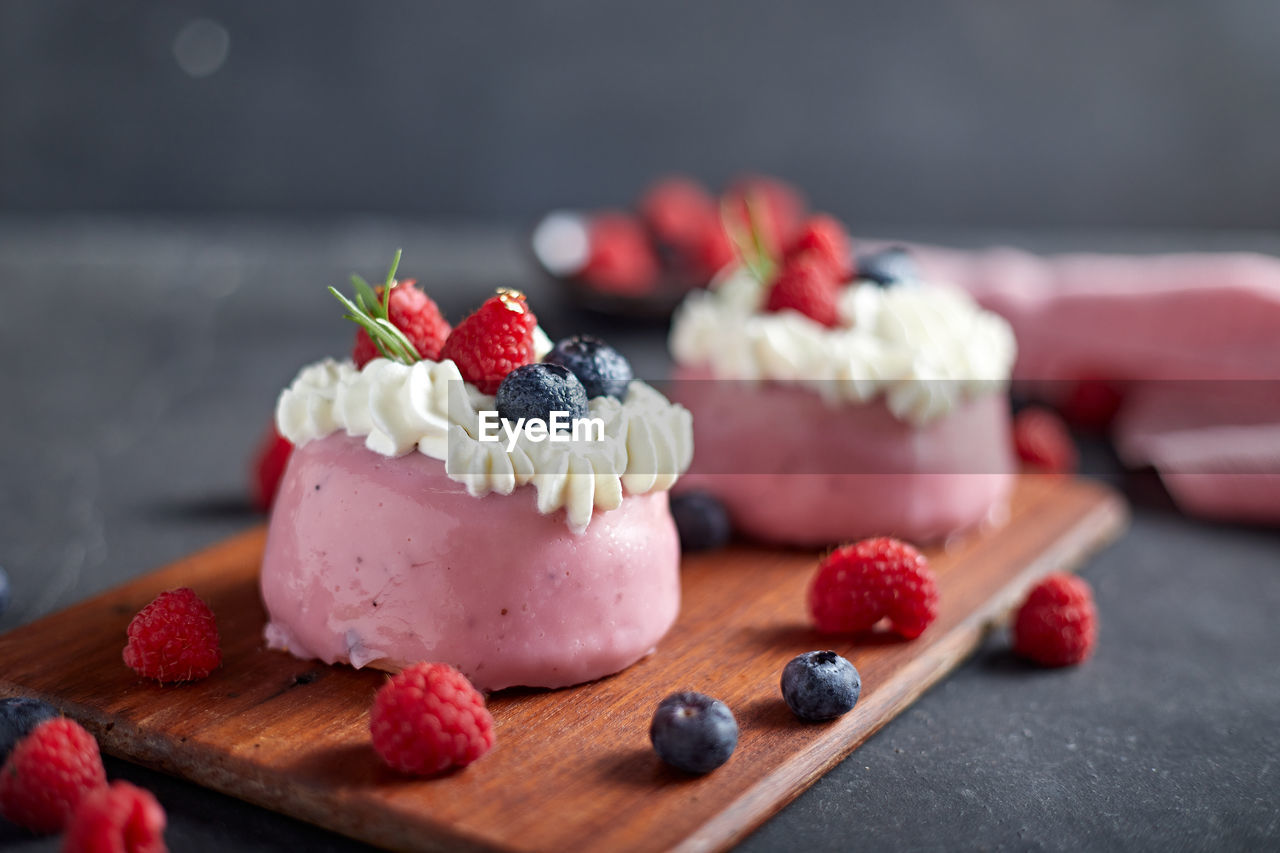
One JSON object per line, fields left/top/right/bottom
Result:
{"left": 668, "top": 262, "right": 1018, "bottom": 546}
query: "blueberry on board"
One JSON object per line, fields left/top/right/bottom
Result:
{"left": 781, "top": 651, "right": 861, "bottom": 722}
{"left": 0, "top": 565, "right": 8, "bottom": 617}
{"left": 0, "top": 697, "right": 58, "bottom": 764}
{"left": 669, "top": 492, "right": 732, "bottom": 552}
{"left": 856, "top": 247, "right": 918, "bottom": 286}
{"left": 495, "top": 363, "right": 590, "bottom": 430}
{"left": 543, "top": 335, "right": 634, "bottom": 400}
{"left": 649, "top": 691, "right": 738, "bottom": 774}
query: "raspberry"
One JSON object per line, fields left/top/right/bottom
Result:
{"left": 765, "top": 252, "right": 841, "bottom": 327}
{"left": 808, "top": 537, "right": 939, "bottom": 639}
{"left": 723, "top": 175, "right": 806, "bottom": 255}
{"left": 370, "top": 662, "right": 495, "bottom": 775}
{"left": 577, "top": 212, "right": 659, "bottom": 296}
{"left": 1012, "top": 573, "right": 1097, "bottom": 667}
{"left": 352, "top": 280, "right": 451, "bottom": 368}
{"left": 440, "top": 289, "right": 539, "bottom": 395}
{"left": 690, "top": 220, "right": 736, "bottom": 280}
{"left": 63, "top": 780, "right": 166, "bottom": 853}
{"left": 1058, "top": 377, "right": 1125, "bottom": 433}
{"left": 638, "top": 176, "right": 718, "bottom": 254}
{"left": 783, "top": 215, "right": 853, "bottom": 280}
{"left": 122, "top": 589, "right": 221, "bottom": 683}
{"left": 0, "top": 718, "right": 106, "bottom": 834}
{"left": 1014, "top": 407, "right": 1078, "bottom": 474}
{"left": 250, "top": 422, "right": 292, "bottom": 512}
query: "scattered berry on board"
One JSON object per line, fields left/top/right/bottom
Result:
{"left": 649, "top": 692, "right": 739, "bottom": 774}
{"left": 856, "top": 246, "right": 918, "bottom": 285}
{"left": 441, "top": 289, "right": 540, "bottom": 394}
{"left": 765, "top": 251, "right": 841, "bottom": 327}
{"left": 669, "top": 492, "right": 732, "bottom": 552}
{"left": 62, "top": 780, "right": 167, "bottom": 853}
{"left": 370, "top": 662, "right": 495, "bottom": 775}
{"left": 542, "top": 335, "right": 634, "bottom": 400}
{"left": 0, "top": 697, "right": 58, "bottom": 766}
{"left": 780, "top": 651, "right": 862, "bottom": 722}
{"left": 0, "top": 564, "right": 9, "bottom": 618}
{"left": 1013, "top": 407, "right": 1079, "bottom": 474}
{"left": 1013, "top": 573, "right": 1098, "bottom": 667}
{"left": 495, "top": 363, "right": 590, "bottom": 428}
{"left": 0, "top": 718, "right": 106, "bottom": 834}
{"left": 250, "top": 422, "right": 293, "bottom": 512}
{"left": 808, "top": 537, "right": 939, "bottom": 640}
{"left": 122, "top": 588, "right": 222, "bottom": 683}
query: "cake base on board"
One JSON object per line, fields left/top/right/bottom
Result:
{"left": 0, "top": 475, "right": 1126, "bottom": 853}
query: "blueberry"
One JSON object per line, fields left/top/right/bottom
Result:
{"left": 649, "top": 691, "right": 738, "bottom": 774}
{"left": 781, "top": 651, "right": 861, "bottom": 722}
{"left": 0, "top": 565, "right": 8, "bottom": 617}
{"left": 856, "top": 247, "right": 917, "bottom": 286}
{"left": 543, "top": 335, "right": 633, "bottom": 400}
{"left": 0, "top": 697, "right": 58, "bottom": 764}
{"left": 495, "top": 363, "right": 589, "bottom": 431}
{"left": 670, "top": 492, "right": 732, "bottom": 552}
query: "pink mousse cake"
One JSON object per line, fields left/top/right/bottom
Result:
{"left": 668, "top": 262, "right": 1017, "bottom": 546}
{"left": 262, "top": 285, "right": 692, "bottom": 691}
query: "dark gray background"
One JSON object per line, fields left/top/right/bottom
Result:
{"left": 3, "top": 1, "right": 1280, "bottom": 228}
{"left": 2, "top": 2, "right": 1279, "bottom": 850}
{"left": 0, "top": 221, "right": 1277, "bottom": 851}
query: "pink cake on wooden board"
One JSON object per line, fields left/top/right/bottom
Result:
{"left": 261, "top": 279, "right": 693, "bottom": 691}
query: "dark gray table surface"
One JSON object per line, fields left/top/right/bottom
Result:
{"left": 1, "top": 218, "right": 1277, "bottom": 852}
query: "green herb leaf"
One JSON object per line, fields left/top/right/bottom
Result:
{"left": 329, "top": 249, "right": 420, "bottom": 366}
{"left": 721, "top": 194, "right": 776, "bottom": 283}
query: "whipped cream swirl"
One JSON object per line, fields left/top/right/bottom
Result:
{"left": 276, "top": 356, "right": 693, "bottom": 532}
{"left": 669, "top": 268, "right": 1016, "bottom": 424}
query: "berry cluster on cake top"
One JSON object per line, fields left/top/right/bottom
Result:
{"left": 276, "top": 252, "right": 693, "bottom": 531}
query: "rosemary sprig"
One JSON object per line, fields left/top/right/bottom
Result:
{"left": 721, "top": 193, "right": 776, "bottom": 283}
{"left": 328, "top": 249, "right": 421, "bottom": 365}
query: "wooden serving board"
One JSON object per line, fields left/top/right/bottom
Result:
{"left": 0, "top": 475, "right": 1125, "bottom": 853}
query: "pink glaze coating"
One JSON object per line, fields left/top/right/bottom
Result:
{"left": 670, "top": 369, "right": 1015, "bottom": 546}
{"left": 260, "top": 433, "right": 680, "bottom": 691}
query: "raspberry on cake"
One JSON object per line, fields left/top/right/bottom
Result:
{"left": 764, "top": 250, "right": 841, "bottom": 327}
{"left": 669, "top": 220, "right": 1018, "bottom": 547}
{"left": 352, "top": 279, "right": 450, "bottom": 368}
{"left": 783, "top": 215, "right": 853, "bottom": 280}
{"left": 0, "top": 718, "right": 107, "bottom": 834}
{"left": 370, "top": 663, "right": 495, "bottom": 775}
{"left": 440, "top": 289, "right": 539, "bottom": 394}
{"left": 808, "top": 537, "right": 939, "bottom": 640}
{"left": 122, "top": 588, "right": 221, "bottom": 683}
{"left": 262, "top": 257, "right": 693, "bottom": 690}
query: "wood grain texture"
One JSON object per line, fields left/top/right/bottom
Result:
{"left": 0, "top": 475, "right": 1126, "bottom": 853}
